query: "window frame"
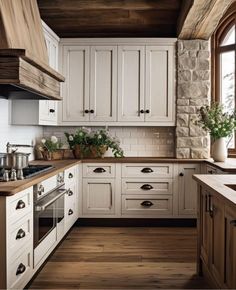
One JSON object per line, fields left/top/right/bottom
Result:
{"left": 212, "top": 7, "right": 236, "bottom": 155}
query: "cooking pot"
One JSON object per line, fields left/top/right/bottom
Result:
{"left": 0, "top": 152, "right": 30, "bottom": 170}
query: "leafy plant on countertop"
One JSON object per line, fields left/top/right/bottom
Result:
{"left": 65, "top": 127, "right": 124, "bottom": 158}
{"left": 40, "top": 136, "right": 63, "bottom": 152}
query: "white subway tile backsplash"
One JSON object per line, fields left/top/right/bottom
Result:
{"left": 43, "top": 126, "right": 175, "bottom": 157}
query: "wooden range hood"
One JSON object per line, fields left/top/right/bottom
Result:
{"left": 0, "top": 0, "right": 64, "bottom": 100}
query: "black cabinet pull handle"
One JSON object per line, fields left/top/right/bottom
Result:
{"left": 230, "top": 220, "right": 236, "bottom": 226}
{"left": 16, "top": 200, "right": 26, "bottom": 210}
{"left": 16, "top": 263, "right": 26, "bottom": 276}
{"left": 140, "top": 109, "right": 144, "bottom": 114}
{"left": 179, "top": 172, "right": 184, "bottom": 177}
{"left": 93, "top": 167, "right": 106, "bottom": 173}
{"left": 208, "top": 170, "right": 213, "bottom": 174}
{"left": 141, "top": 200, "right": 154, "bottom": 207}
{"left": 84, "top": 109, "right": 89, "bottom": 114}
{"left": 141, "top": 184, "right": 153, "bottom": 190}
{"left": 49, "top": 109, "right": 55, "bottom": 113}
{"left": 90, "top": 109, "right": 94, "bottom": 113}
{"left": 68, "top": 209, "right": 74, "bottom": 216}
{"left": 141, "top": 168, "right": 153, "bottom": 173}
{"left": 16, "top": 229, "right": 26, "bottom": 240}
{"left": 68, "top": 173, "right": 73, "bottom": 179}
{"left": 67, "top": 190, "right": 74, "bottom": 196}
{"left": 145, "top": 109, "right": 150, "bottom": 113}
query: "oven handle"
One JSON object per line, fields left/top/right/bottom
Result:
{"left": 35, "top": 189, "right": 67, "bottom": 212}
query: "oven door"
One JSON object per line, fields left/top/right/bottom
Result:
{"left": 34, "top": 186, "right": 67, "bottom": 248}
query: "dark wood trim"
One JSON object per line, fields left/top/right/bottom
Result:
{"left": 176, "top": 0, "right": 194, "bottom": 37}
{"left": 76, "top": 218, "right": 197, "bottom": 227}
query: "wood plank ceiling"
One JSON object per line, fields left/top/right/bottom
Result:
{"left": 37, "top": 0, "right": 183, "bottom": 38}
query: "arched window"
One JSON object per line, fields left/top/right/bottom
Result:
{"left": 212, "top": 6, "right": 236, "bottom": 153}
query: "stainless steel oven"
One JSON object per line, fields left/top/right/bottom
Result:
{"left": 34, "top": 183, "right": 67, "bottom": 248}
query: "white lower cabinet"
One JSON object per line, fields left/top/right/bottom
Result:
{"left": 82, "top": 179, "right": 115, "bottom": 216}
{"left": 178, "top": 163, "right": 200, "bottom": 216}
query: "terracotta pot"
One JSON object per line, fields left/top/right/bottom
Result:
{"left": 212, "top": 137, "right": 227, "bottom": 162}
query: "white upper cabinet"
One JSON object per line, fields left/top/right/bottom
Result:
{"left": 145, "top": 46, "right": 175, "bottom": 123}
{"left": 61, "top": 46, "right": 90, "bottom": 122}
{"left": 59, "top": 38, "right": 176, "bottom": 126}
{"left": 90, "top": 46, "right": 117, "bottom": 122}
{"left": 11, "top": 21, "right": 59, "bottom": 126}
{"left": 118, "top": 46, "right": 145, "bottom": 122}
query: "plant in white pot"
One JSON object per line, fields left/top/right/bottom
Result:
{"left": 196, "top": 103, "right": 236, "bottom": 162}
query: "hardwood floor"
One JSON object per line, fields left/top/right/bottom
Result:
{"left": 29, "top": 227, "right": 210, "bottom": 289}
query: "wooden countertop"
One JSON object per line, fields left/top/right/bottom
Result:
{"left": 0, "top": 159, "right": 80, "bottom": 196}
{"left": 193, "top": 174, "right": 236, "bottom": 205}
{"left": 205, "top": 158, "right": 236, "bottom": 172}
{"left": 0, "top": 157, "right": 205, "bottom": 196}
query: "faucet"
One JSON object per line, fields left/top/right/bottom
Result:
{"left": 6, "top": 142, "right": 33, "bottom": 153}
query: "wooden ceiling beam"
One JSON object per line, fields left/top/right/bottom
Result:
{"left": 178, "top": 0, "right": 236, "bottom": 40}
{"left": 37, "top": 0, "right": 181, "bottom": 11}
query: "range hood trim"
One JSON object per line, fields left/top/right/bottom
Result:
{"left": 0, "top": 49, "right": 64, "bottom": 100}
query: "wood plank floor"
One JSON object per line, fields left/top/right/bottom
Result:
{"left": 29, "top": 227, "right": 210, "bottom": 289}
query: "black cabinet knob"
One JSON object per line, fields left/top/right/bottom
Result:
{"left": 16, "top": 200, "right": 26, "bottom": 210}
{"left": 84, "top": 109, "right": 89, "bottom": 114}
{"left": 93, "top": 167, "right": 106, "bottom": 173}
{"left": 68, "top": 173, "right": 73, "bottom": 179}
{"left": 141, "top": 200, "right": 154, "bottom": 207}
{"left": 230, "top": 220, "right": 236, "bottom": 226}
{"left": 141, "top": 184, "right": 153, "bottom": 190}
{"left": 141, "top": 168, "right": 153, "bottom": 173}
{"left": 49, "top": 109, "right": 55, "bottom": 113}
{"left": 145, "top": 109, "right": 150, "bottom": 113}
{"left": 179, "top": 172, "right": 184, "bottom": 177}
{"left": 16, "top": 229, "right": 26, "bottom": 240}
{"left": 90, "top": 109, "right": 94, "bottom": 113}
{"left": 68, "top": 209, "right": 74, "bottom": 216}
{"left": 16, "top": 263, "right": 26, "bottom": 276}
{"left": 140, "top": 109, "right": 144, "bottom": 114}
{"left": 67, "top": 190, "right": 74, "bottom": 196}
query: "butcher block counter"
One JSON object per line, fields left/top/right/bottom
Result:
{"left": 0, "top": 157, "right": 205, "bottom": 196}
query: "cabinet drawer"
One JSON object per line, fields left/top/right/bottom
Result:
{"left": 122, "top": 179, "right": 173, "bottom": 195}
{"left": 65, "top": 184, "right": 77, "bottom": 204}
{"left": 122, "top": 195, "right": 173, "bottom": 216}
{"left": 8, "top": 213, "right": 33, "bottom": 259}
{"left": 7, "top": 243, "right": 33, "bottom": 290}
{"left": 65, "top": 165, "right": 78, "bottom": 186}
{"left": 122, "top": 164, "right": 173, "bottom": 178}
{"left": 83, "top": 163, "right": 115, "bottom": 178}
{"left": 7, "top": 187, "right": 33, "bottom": 223}
{"left": 65, "top": 200, "right": 77, "bottom": 230}
{"left": 205, "top": 165, "right": 217, "bottom": 174}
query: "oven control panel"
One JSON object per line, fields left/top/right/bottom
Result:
{"left": 34, "top": 175, "right": 58, "bottom": 200}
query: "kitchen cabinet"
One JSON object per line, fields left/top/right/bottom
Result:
{"left": 178, "top": 164, "right": 200, "bottom": 216}
{"left": 11, "top": 21, "right": 59, "bottom": 126}
{"left": 59, "top": 38, "right": 176, "bottom": 126}
{"left": 197, "top": 181, "right": 236, "bottom": 289}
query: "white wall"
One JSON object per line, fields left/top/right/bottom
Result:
{"left": 0, "top": 99, "right": 43, "bottom": 160}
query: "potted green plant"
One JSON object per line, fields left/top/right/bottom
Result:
{"left": 65, "top": 127, "right": 124, "bottom": 158}
{"left": 37, "top": 136, "right": 63, "bottom": 160}
{"left": 196, "top": 103, "right": 236, "bottom": 161}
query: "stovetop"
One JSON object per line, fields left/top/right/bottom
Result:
{"left": 0, "top": 164, "right": 53, "bottom": 181}
{"left": 22, "top": 164, "right": 53, "bottom": 179}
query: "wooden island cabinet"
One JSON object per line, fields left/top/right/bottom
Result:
{"left": 194, "top": 175, "right": 236, "bottom": 289}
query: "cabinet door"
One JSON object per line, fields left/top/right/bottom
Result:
{"left": 200, "top": 190, "right": 212, "bottom": 266}
{"left": 90, "top": 46, "right": 117, "bottom": 122}
{"left": 225, "top": 205, "right": 236, "bottom": 289}
{"left": 178, "top": 164, "right": 200, "bottom": 216}
{"left": 83, "top": 179, "right": 115, "bottom": 215}
{"left": 210, "top": 195, "right": 225, "bottom": 286}
{"left": 62, "top": 46, "right": 90, "bottom": 122}
{"left": 118, "top": 46, "right": 145, "bottom": 121}
{"left": 145, "top": 46, "right": 175, "bottom": 123}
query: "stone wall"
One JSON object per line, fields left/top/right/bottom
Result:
{"left": 176, "top": 40, "right": 210, "bottom": 159}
